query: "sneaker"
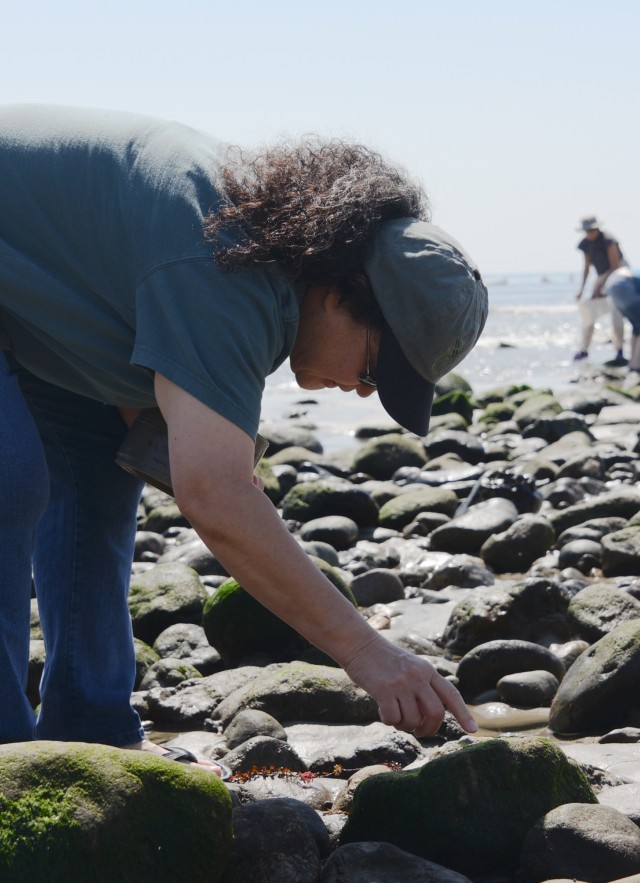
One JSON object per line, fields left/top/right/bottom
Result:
{"left": 573, "top": 350, "right": 588, "bottom": 361}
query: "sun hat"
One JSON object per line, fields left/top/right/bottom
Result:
{"left": 363, "top": 218, "right": 488, "bottom": 436}
{"left": 576, "top": 216, "right": 603, "bottom": 232}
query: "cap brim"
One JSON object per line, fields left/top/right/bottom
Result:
{"left": 376, "top": 325, "right": 435, "bottom": 437}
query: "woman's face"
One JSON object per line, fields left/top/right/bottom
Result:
{"left": 290, "top": 284, "right": 378, "bottom": 398}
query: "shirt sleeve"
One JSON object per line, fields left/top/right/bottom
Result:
{"left": 132, "top": 257, "right": 295, "bottom": 438}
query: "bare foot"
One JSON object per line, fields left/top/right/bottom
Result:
{"left": 122, "top": 739, "right": 228, "bottom": 778}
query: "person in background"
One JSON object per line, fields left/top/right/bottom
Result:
{"left": 0, "top": 104, "right": 487, "bottom": 776}
{"left": 574, "top": 215, "right": 627, "bottom": 364}
{"left": 604, "top": 268, "right": 640, "bottom": 375}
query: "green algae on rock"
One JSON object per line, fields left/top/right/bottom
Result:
{"left": 477, "top": 400, "right": 517, "bottom": 424}
{"left": 377, "top": 486, "right": 458, "bottom": 530}
{"left": 213, "top": 661, "right": 378, "bottom": 729}
{"left": 133, "top": 637, "right": 161, "bottom": 689}
{"left": 203, "top": 557, "right": 357, "bottom": 667}
{"left": 512, "top": 391, "right": 563, "bottom": 429}
{"left": 430, "top": 389, "right": 475, "bottom": 424}
{"left": 0, "top": 741, "right": 232, "bottom": 883}
{"left": 280, "top": 479, "right": 379, "bottom": 525}
{"left": 128, "top": 562, "right": 208, "bottom": 645}
{"left": 252, "top": 456, "right": 282, "bottom": 504}
{"left": 340, "top": 736, "right": 596, "bottom": 878}
{"left": 139, "top": 500, "right": 189, "bottom": 533}
{"left": 549, "top": 619, "right": 640, "bottom": 735}
{"left": 566, "top": 584, "right": 640, "bottom": 643}
{"left": 349, "top": 433, "right": 428, "bottom": 481}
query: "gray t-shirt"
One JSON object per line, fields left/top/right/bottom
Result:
{"left": 0, "top": 104, "right": 301, "bottom": 438}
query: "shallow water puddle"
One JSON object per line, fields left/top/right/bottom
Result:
{"left": 471, "top": 702, "right": 550, "bottom": 737}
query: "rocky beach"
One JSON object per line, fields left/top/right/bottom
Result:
{"left": 6, "top": 363, "right": 640, "bottom": 882}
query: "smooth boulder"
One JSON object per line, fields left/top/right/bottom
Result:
{"left": 340, "top": 736, "right": 596, "bottom": 878}
{"left": 549, "top": 620, "right": 640, "bottom": 734}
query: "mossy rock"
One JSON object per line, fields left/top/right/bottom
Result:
{"left": 202, "top": 557, "right": 357, "bottom": 667}
{"left": 508, "top": 387, "right": 553, "bottom": 407}
{"left": 253, "top": 457, "right": 281, "bottom": 504}
{"left": 280, "top": 479, "right": 379, "bottom": 525}
{"left": 474, "top": 384, "right": 532, "bottom": 408}
{"left": 133, "top": 638, "right": 161, "bottom": 689}
{"left": 128, "top": 563, "right": 208, "bottom": 645}
{"left": 434, "top": 372, "right": 473, "bottom": 396}
{"left": 425, "top": 412, "right": 470, "bottom": 434}
{"left": 139, "top": 502, "right": 189, "bottom": 533}
{"left": 512, "top": 393, "right": 562, "bottom": 429}
{"left": 213, "top": 662, "right": 378, "bottom": 728}
{"left": 549, "top": 619, "right": 640, "bottom": 734}
{"left": 566, "top": 584, "right": 640, "bottom": 643}
{"left": 0, "top": 741, "right": 232, "bottom": 883}
{"left": 377, "top": 487, "right": 459, "bottom": 530}
{"left": 430, "top": 390, "right": 474, "bottom": 424}
{"left": 266, "top": 446, "right": 332, "bottom": 469}
{"left": 138, "top": 657, "right": 203, "bottom": 690}
{"left": 350, "top": 434, "right": 427, "bottom": 480}
{"left": 478, "top": 401, "right": 517, "bottom": 424}
{"left": 340, "top": 736, "right": 596, "bottom": 878}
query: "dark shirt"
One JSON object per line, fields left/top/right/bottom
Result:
{"left": 578, "top": 230, "right": 623, "bottom": 275}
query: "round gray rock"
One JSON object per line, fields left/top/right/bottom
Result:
{"left": 567, "top": 584, "right": 640, "bottom": 643}
{"left": 349, "top": 569, "right": 405, "bottom": 606}
{"left": 497, "top": 669, "right": 560, "bottom": 707}
{"left": 480, "top": 514, "right": 555, "bottom": 573}
{"left": 429, "top": 497, "right": 519, "bottom": 555}
{"left": 224, "top": 709, "right": 287, "bottom": 750}
{"left": 519, "top": 803, "right": 640, "bottom": 883}
{"left": 456, "top": 639, "right": 566, "bottom": 701}
{"left": 299, "top": 516, "right": 359, "bottom": 551}
{"left": 549, "top": 620, "right": 640, "bottom": 734}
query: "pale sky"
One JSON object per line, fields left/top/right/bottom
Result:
{"left": 3, "top": 0, "right": 638, "bottom": 273}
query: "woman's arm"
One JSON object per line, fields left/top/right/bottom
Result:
{"left": 154, "top": 372, "right": 477, "bottom": 737}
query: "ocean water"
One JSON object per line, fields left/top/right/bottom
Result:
{"left": 260, "top": 272, "right": 623, "bottom": 453}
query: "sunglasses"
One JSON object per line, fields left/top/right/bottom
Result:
{"left": 358, "top": 326, "right": 377, "bottom": 388}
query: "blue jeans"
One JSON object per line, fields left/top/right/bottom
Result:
{"left": 0, "top": 351, "right": 145, "bottom": 745}
{"left": 607, "top": 269, "right": 640, "bottom": 336}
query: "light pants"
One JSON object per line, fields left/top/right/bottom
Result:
{"left": 0, "top": 351, "right": 145, "bottom": 745}
{"left": 578, "top": 271, "right": 624, "bottom": 353}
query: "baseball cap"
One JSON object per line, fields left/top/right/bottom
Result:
{"left": 363, "top": 218, "right": 488, "bottom": 436}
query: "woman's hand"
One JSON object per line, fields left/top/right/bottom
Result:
{"left": 343, "top": 632, "right": 477, "bottom": 738}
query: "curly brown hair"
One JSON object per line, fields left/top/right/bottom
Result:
{"left": 204, "top": 138, "right": 429, "bottom": 290}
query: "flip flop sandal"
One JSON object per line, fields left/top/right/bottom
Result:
{"left": 161, "top": 746, "right": 231, "bottom": 780}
